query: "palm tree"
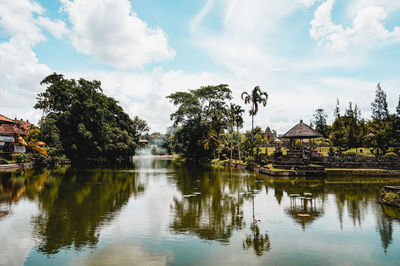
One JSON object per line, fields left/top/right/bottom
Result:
{"left": 229, "top": 103, "right": 245, "bottom": 161}
{"left": 204, "top": 131, "right": 221, "bottom": 158}
{"left": 241, "top": 86, "right": 268, "bottom": 155}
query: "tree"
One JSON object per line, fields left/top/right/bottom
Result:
{"left": 334, "top": 98, "right": 340, "bottom": 119}
{"left": 241, "top": 127, "right": 267, "bottom": 159}
{"left": 371, "top": 83, "right": 389, "bottom": 121}
{"left": 313, "top": 108, "right": 329, "bottom": 138}
{"left": 241, "top": 86, "right": 268, "bottom": 155}
{"left": 132, "top": 116, "right": 150, "bottom": 143}
{"left": 369, "top": 84, "right": 391, "bottom": 154}
{"left": 35, "top": 73, "right": 144, "bottom": 162}
{"left": 229, "top": 103, "right": 245, "bottom": 161}
{"left": 330, "top": 116, "right": 345, "bottom": 152}
{"left": 167, "top": 84, "right": 232, "bottom": 161}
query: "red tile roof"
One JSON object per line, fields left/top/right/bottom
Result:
{"left": 0, "top": 124, "right": 27, "bottom": 136}
{"left": 14, "top": 119, "right": 33, "bottom": 132}
{"left": 0, "top": 114, "right": 14, "bottom": 124}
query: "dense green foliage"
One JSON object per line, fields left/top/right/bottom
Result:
{"left": 35, "top": 73, "right": 148, "bottom": 163}
{"left": 382, "top": 192, "right": 400, "bottom": 207}
{"left": 313, "top": 108, "right": 330, "bottom": 138}
{"left": 167, "top": 84, "right": 232, "bottom": 161}
{"left": 328, "top": 84, "right": 400, "bottom": 155}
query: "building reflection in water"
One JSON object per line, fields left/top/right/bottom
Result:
{"left": 285, "top": 194, "right": 324, "bottom": 231}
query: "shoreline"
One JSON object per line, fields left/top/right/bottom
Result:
{"left": 133, "top": 154, "right": 178, "bottom": 159}
{"left": 0, "top": 162, "right": 33, "bottom": 172}
{"left": 223, "top": 161, "right": 400, "bottom": 178}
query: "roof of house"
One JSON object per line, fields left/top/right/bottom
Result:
{"left": 14, "top": 119, "right": 32, "bottom": 132}
{"left": 282, "top": 120, "right": 323, "bottom": 139}
{"left": 0, "top": 124, "right": 27, "bottom": 136}
{"left": 0, "top": 114, "right": 14, "bottom": 124}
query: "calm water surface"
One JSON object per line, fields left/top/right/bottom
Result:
{"left": 1, "top": 158, "right": 400, "bottom": 265}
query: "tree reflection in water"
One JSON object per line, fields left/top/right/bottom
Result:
{"left": 31, "top": 168, "right": 145, "bottom": 254}
{"left": 169, "top": 165, "right": 272, "bottom": 255}
{"left": 242, "top": 196, "right": 271, "bottom": 256}
{"left": 169, "top": 166, "right": 247, "bottom": 242}
{"left": 2, "top": 162, "right": 400, "bottom": 257}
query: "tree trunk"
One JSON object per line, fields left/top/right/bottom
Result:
{"left": 230, "top": 135, "right": 233, "bottom": 162}
{"left": 251, "top": 112, "right": 254, "bottom": 156}
{"left": 237, "top": 125, "right": 242, "bottom": 161}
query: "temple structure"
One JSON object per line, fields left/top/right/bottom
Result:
{"left": 265, "top": 127, "right": 275, "bottom": 143}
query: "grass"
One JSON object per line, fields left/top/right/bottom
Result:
{"left": 318, "top": 147, "right": 375, "bottom": 156}
{"left": 258, "top": 147, "right": 288, "bottom": 156}
{"left": 325, "top": 168, "right": 388, "bottom": 171}
{"left": 262, "top": 163, "right": 295, "bottom": 172}
{"left": 258, "top": 146, "right": 376, "bottom": 157}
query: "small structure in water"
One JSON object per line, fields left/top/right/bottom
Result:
{"left": 379, "top": 186, "right": 400, "bottom": 209}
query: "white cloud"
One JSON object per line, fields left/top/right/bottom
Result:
{"left": 345, "top": 0, "right": 400, "bottom": 18}
{"left": 36, "top": 17, "right": 68, "bottom": 39}
{"left": 0, "top": 0, "right": 55, "bottom": 121}
{"left": 298, "top": 0, "right": 320, "bottom": 7}
{"left": 310, "top": 0, "right": 400, "bottom": 51}
{"left": 190, "top": 0, "right": 215, "bottom": 33}
{"left": 61, "top": 0, "right": 175, "bottom": 69}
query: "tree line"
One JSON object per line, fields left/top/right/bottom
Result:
{"left": 313, "top": 83, "right": 400, "bottom": 155}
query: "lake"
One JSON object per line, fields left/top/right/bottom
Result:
{"left": 1, "top": 158, "right": 400, "bottom": 265}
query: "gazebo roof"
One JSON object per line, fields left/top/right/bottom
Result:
{"left": 0, "top": 114, "right": 14, "bottom": 124}
{"left": 282, "top": 120, "right": 323, "bottom": 139}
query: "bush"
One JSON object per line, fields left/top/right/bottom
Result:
{"left": 383, "top": 192, "right": 400, "bottom": 207}
{"left": 343, "top": 151, "right": 356, "bottom": 156}
{"left": 245, "top": 156, "right": 256, "bottom": 171}
{"left": 384, "top": 152, "right": 398, "bottom": 157}
{"left": 49, "top": 155, "right": 71, "bottom": 168}
{"left": 33, "top": 153, "right": 50, "bottom": 169}
{"left": 11, "top": 153, "right": 27, "bottom": 164}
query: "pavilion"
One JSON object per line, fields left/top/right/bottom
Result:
{"left": 282, "top": 120, "right": 323, "bottom": 150}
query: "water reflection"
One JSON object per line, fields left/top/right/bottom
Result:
{"left": 169, "top": 166, "right": 246, "bottom": 242}
{"left": 31, "top": 168, "right": 145, "bottom": 254}
{"left": 1, "top": 161, "right": 400, "bottom": 263}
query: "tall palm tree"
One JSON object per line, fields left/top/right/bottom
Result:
{"left": 229, "top": 103, "right": 245, "bottom": 161}
{"left": 241, "top": 86, "right": 268, "bottom": 155}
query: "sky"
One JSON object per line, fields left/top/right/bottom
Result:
{"left": 1, "top": 0, "right": 400, "bottom": 134}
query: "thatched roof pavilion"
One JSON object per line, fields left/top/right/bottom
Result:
{"left": 282, "top": 120, "right": 323, "bottom": 139}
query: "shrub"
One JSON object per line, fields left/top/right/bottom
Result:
{"left": 343, "top": 151, "right": 356, "bottom": 156}
{"left": 49, "top": 155, "right": 71, "bottom": 168}
{"left": 33, "top": 153, "right": 50, "bottom": 169}
{"left": 245, "top": 156, "right": 256, "bottom": 171}
{"left": 384, "top": 152, "right": 398, "bottom": 157}
{"left": 383, "top": 192, "right": 400, "bottom": 207}
{"left": 11, "top": 153, "right": 27, "bottom": 164}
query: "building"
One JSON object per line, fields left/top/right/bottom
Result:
{"left": 265, "top": 127, "right": 275, "bottom": 143}
{"left": 0, "top": 114, "right": 32, "bottom": 153}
